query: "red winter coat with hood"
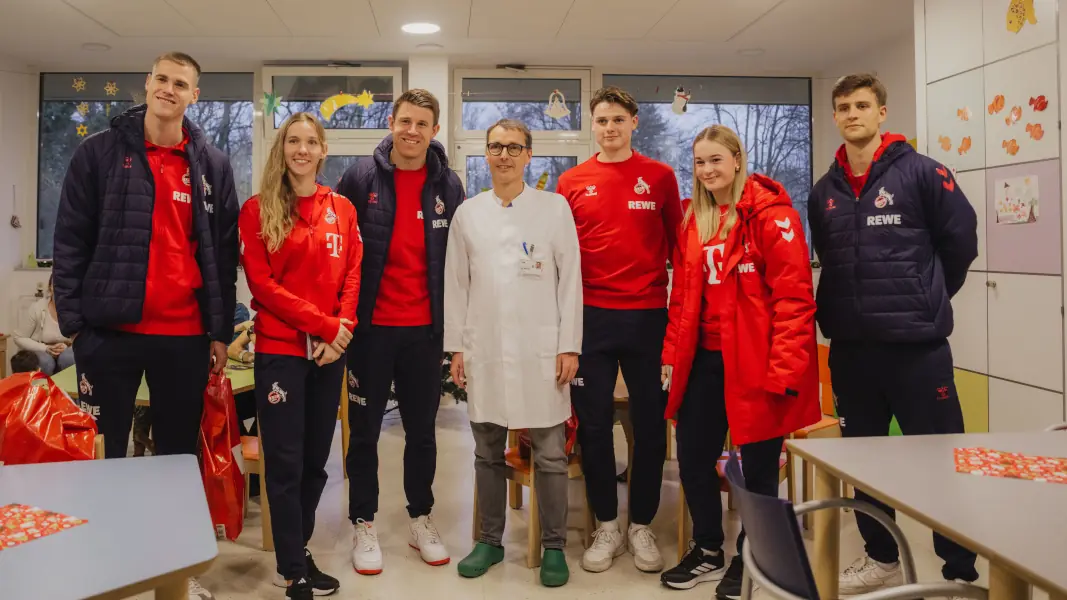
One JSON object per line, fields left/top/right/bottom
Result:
{"left": 662, "top": 173, "right": 820, "bottom": 445}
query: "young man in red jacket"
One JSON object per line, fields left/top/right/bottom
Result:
{"left": 336, "top": 90, "right": 464, "bottom": 574}
{"left": 556, "top": 86, "right": 683, "bottom": 574}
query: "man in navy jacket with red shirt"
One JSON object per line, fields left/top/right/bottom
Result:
{"left": 53, "top": 51, "right": 237, "bottom": 600}
{"left": 336, "top": 89, "right": 463, "bottom": 574}
{"left": 807, "top": 73, "right": 979, "bottom": 594}
{"left": 556, "top": 86, "right": 683, "bottom": 575}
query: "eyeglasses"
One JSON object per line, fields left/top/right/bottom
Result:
{"left": 487, "top": 142, "right": 528, "bottom": 157}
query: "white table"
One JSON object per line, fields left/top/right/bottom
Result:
{"left": 788, "top": 432, "right": 1067, "bottom": 600}
{"left": 0, "top": 455, "right": 218, "bottom": 599}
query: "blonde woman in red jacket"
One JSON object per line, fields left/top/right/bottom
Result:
{"left": 659, "top": 125, "right": 820, "bottom": 598}
{"left": 238, "top": 112, "right": 363, "bottom": 600}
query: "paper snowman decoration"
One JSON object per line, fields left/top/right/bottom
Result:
{"left": 672, "top": 86, "right": 691, "bottom": 115}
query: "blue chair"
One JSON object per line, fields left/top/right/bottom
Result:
{"left": 722, "top": 451, "right": 987, "bottom": 600}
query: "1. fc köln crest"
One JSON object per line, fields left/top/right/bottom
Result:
{"left": 874, "top": 187, "right": 895, "bottom": 209}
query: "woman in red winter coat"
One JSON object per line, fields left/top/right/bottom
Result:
{"left": 238, "top": 112, "right": 363, "bottom": 600}
{"left": 659, "top": 125, "right": 820, "bottom": 597}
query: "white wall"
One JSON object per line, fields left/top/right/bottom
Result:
{"left": 0, "top": 55, "right": 41, "bottom": 364}
{"left": 811, "top": 33, "right": 918, "bottom": 178}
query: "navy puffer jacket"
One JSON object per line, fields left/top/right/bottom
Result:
{"left": 52, "top": 105, "right": 240, "bottom": 342}
{"left": 807, "top": 138, "right": 978, "bottom": 343}
{"left": 336, "top": 136, "right": 464, "bottom": 335}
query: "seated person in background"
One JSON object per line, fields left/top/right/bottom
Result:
{"left": 10, "top": 350, "right": 41, "bottom": 374}
{"left": 229, "top": 302, "right": 256, "bottom": 365}
{"left": 13, "top": 275, "right": 74, "bottom": 376}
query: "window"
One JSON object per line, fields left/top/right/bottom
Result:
{"left": 602, "top": 75, "right": 813, "bottom": 249}
{"left": 262, "top": 67, "right": 402, "bottom": 139}
{"left": 463, "top": 155, "right": 578, "bottom": 198}
{"left": 460, "top": 78, "right": 582, "bottom": 132}
{"left": 318, "top": 155, "right": 368, "bottom": 190}
{"left": 36, "top": 72, "right": 254, "bottom": 259}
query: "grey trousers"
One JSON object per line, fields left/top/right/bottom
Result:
{"left": 471, "top": 421, "right": 569, "bottom": 550}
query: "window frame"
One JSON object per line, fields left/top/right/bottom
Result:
{"left": 452, "top": 140, "right": 590, "bottom": 194}
{"left": 261, "top": 66, "right": 404, "bottom": 141}
{"left": 452, "top": 68, "right": 593, "bottom": 144}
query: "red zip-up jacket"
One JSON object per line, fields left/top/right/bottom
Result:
{"left": 662, "top": 174, "right": 820, "bottom": 445}
{"left": 239, "top": 185, "right": 363, "bottom": 358}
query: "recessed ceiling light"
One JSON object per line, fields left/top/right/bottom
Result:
{"left": 402, "top": 22, "right": 440, "bottom": 34}
{"left": 737, "top": 48, "right": 765, "bottom": 57}
{"left": 416, "top": 43, "right": 444, "bottom": 50}
{"left": 81, "top": 42, "right": 111, "bottom": 52}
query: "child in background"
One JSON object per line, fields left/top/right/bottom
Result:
{"left": 10, "top": 350, "right": 41, "bottom": 374}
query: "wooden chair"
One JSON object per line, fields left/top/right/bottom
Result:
{"left": 93, "top": 434, "right": 105, "bottom": 460}
{"left": 241, "top": 432, "right": 272, "bottom": 551}
{"left": 472, "top": 430, "right": 595, "bottom": 568}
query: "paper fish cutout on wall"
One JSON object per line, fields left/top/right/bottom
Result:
{"left": 1025, "top": 123, "right": 1044, "bottom": 140}
{"left": 938, "top": 135, "right": 953, "bottom": 152}
{"left": 320, "top": 91, "right": 373, "bottom": 121}
{"left": 1002, "top": 139, "right": 1020, "bottom": 156}
{"left": 1006, "top": 0, "right": 1037, "bottom": 33}
{"left": 671, "top": 86, "right": 691, "bottom": 115}
{"left": 988, "top": 94, "right": 1005, "bottom": 115}
{"left": 545, "top": 89, "right": 571, "bottom": 120}
{"left": 1005, "top": 106, "right": 1022, "bottom": 126}
{"left": 957, "top": 107, "right": 972, "bottom": 121}
{"left": 958, "top": 136, "right": 972, "bottom": 155}
{"left": 1029, "top": 95, "right": 1048, "bottom": 111}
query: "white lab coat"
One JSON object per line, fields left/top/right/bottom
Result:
{"left": 443, "top": 186, "right": 583, "bottom": 429}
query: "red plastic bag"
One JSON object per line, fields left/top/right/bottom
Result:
{"left": 198, "top": 372, "right": 245, "bottom": 542}
{"left": 0, "top": 372, "right": 97, "bottom": 465}
{"left": 518, "top": 406, "right": 579, "bottom": 459}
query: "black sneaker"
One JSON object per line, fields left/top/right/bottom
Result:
{"left": 715, "top": 555, "right": 745, "bottom": 600}
{"left": 286, "top": 578, "right": 313, "bottom": 600}
{"left": 305, "top": 549, "right": 340, "bottom": 596}
{"left": 660, "top": 542, "right": 726, "bottom": 590}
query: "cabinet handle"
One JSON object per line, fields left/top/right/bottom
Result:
{"left": 986, "top": 280, "right": 997, "bottom": 289}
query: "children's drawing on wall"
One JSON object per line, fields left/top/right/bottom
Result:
{"left": 1029, "top": 95, "right": 1048, "bottom": 111}
{"left": 938, "top": 135, "right": 953, "bottom": 152}
{"left": 1006, "top": 0, "right": 1038, "bottom": 33}
{"left": 988, "top": 94, "right": 1005, "bottom": 115}
{"left": 545, "top": 89, "right": 571, "bottom": 120}
{"left": 995, "top": 175, "right": 1039, "bottom": 224}
{"left": 957, "top": 106, "right": 972, "bottom": 121}
{"left": 1025, "top": 123, "right": 1044, "bottom": 140}
{"left": 671, "top": 86, "right": 691, "bottom": 115}
{"left": 1002, "top": 138, "right": 1020, "bottom": 156}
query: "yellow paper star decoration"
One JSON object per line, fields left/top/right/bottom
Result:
{"left": 72, "top": 77, "right": 86, "bottom": 92}
{"left": 76, "top": 124, "right": 88, "bottom": 137}
{"left": 354, "top": 90, "right": 375, "bottom": 108}
{"left": 76, "top": 102, "right": 89, "bottom": 116}
{"left": 104, "top": 81, "right": 118, "bottom": 96}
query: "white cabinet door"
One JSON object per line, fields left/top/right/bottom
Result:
{"left": 949, "top": 273, "right": 988, "bottom": 373}
{"left": 987, "top": 273, "right": 1063, "bottom": 391}
{"left": 988, "top": 378, "right": 1064, "bottom": 432}
{"left": 955, "top": 169, "right": 986, "bottom": 271}
{"left": 925, "top": 0, "right": 984, "bottom": 83}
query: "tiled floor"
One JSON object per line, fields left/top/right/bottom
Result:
{"left": 135, "top": 398, "right": 992, "bottom": 599}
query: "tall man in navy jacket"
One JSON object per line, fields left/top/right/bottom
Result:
{"left": 53, "top": 51, "right": 238, "bottom": 600}
{"left": 336, "top": 89, "right": 464, "bottom": 574}
{"left": 807, "top": 73, "right": 979, "bottom": 594}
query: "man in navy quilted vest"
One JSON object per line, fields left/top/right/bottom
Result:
{"left": 336, "top": 89, "right": 464, "bottom": 574}
{"left": 807, "top": 73, "right": 979, "bottom": 594}
{"left": 52, "top": 51, "right": 238, "bottom": 600}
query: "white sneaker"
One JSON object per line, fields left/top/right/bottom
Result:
{"left": 409, "top": 515, "right": 450, "bottom": 566}
{"left": 581, "top": 521, "right": 626, "bottom": 573}
{"left": 628, "top": 523, "right": 664, "bottom": 572}
{"left": 839, "top": 556, "right": 903, "bottom": 595}
{"left": 352, "top": 519, "right": 383, "bottom": 575}
{"left": 187, "top": 577, "right": 214, "bottom": 600}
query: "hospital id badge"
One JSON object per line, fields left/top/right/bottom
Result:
{"left": 519, "top": 258, "right": 544, "bottom": 277}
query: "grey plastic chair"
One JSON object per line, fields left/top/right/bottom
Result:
{"left": 722, "top": 452, "right": 988, "bottom": 600}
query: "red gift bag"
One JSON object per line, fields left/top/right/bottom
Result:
{"left": 198, "top": 372, "right": 245, "bottom": 541}
{"left": 0, "top": 372, "right": 97, "bottom": 465}
{"left": 517, "top": 406, "right": 579, "bottom": 459}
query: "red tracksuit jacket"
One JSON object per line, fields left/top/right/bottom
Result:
{"left": 662, "top": 174, "right": 820, "bottom": 445}
{"left": 238, "top": 185, "right": 363, "bottom": 358}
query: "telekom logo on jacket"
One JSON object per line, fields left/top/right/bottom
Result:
{"left": 325, "top": 233, "right": 342, "bottom": 258}
{"left": 704, "top": 244, "right": 725, "bottom": 285}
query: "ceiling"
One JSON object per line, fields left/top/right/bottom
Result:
{"left": 0, "top": 0, "right": 913, "bottom": 75}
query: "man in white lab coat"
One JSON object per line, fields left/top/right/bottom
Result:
{"left": 444, "top": 118, "right": 583, "bottom": 587}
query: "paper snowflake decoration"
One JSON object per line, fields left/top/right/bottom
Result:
{"left": 104, "top": 81, "right": 118, "bottom": 96}
{"left": 72, "top": 77, "right": 86, "bottom": 92}
{"left": 76, "top": 124, "right": 88, "bottom": 137}
{"left": 76, "top": 102, "right": 89, "bottom": 116}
